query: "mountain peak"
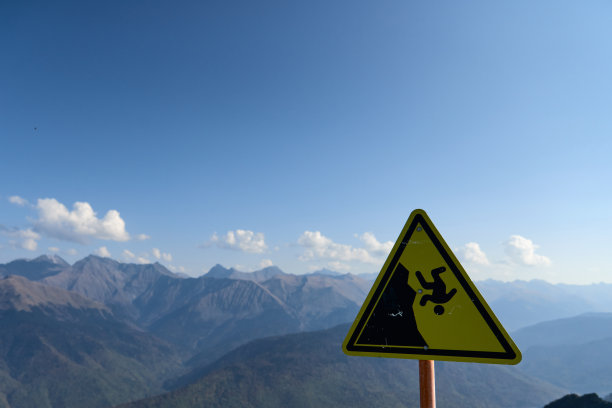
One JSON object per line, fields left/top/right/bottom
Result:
{"left": 32, "top": 254, "right": 70, "bottom": 266}
{"left": 76, "top": 254, "right": 120, "bottom": 267}
{"left": 309, "top": 268, "right": 342, "bottom": 277}
{"left": 259, "top": 265, "right": 284, "bottom": 274}
{"left": 204, "top": 264, "right": 285, "bottom": 282}
{"left": 205, "top": 264, "right": 238, "bottom": 278}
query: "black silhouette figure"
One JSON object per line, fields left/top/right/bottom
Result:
{"left": 416, "top": 267, "right": 457, "bottom": 315}
{"left": 358, "top": 263, "right": 427, "bottom": 347}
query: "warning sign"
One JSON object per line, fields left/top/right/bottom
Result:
{"left": 342, "top": 209, "right": 521, "bottom": 364}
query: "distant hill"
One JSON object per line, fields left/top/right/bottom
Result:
{"left": 513, "top": 313, "right": 612, "bottom": 395}
{"left": 203, "top": 266, "right": 372, "bottom": 332}
{"left": 520, "top": 337, "right": 612, "bottom": 395}
{"left": 310, "top": 268, "right": 343, "bottom": 277}
{"left": 118, "top": 324, "right": 566, "bottom": 408}
{"left": 544, "top": 393, "right": 612, "bottom": 408}
{"left": 513, "top": 313, "right": 612, "bottom": 349}
{"left": 135, "top": 275, "right": 301, "bottom": 366}
{"left": 0, "top": 255, "right": 69, "bottom": 281}
{"left": 355, "top": 272, "right": 378, "bottom": 281}
{"left": 475, "top": 279, "right": 607, "bottom": 331}
{"left": 145, "top": 271, "right": 372, "bottom": 368}
{"left": 259, "top": 272, "right": 370, "bottom": 331}
{"left": 205, "top": 264, "right": 287, "bottom": 281}
{"left": 0, "top": 276, "right": 181, "bottom": 408}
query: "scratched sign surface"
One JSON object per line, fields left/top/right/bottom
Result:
{"left": 343, "top": 209, "right": 521, "bottom": 364}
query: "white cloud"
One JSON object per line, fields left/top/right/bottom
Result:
{"left": 168, "top": 265, "right": 186, "bottom": 273}
{"left": 297, "top": 231, "right": 377, "bottom": 264}
{"left": 358, "top": 232, "right": 393, "bottom": 256}
{"left": 0, "top": 227, "right": 40, "bottom": 251}
{"left": 122, "top": 249, "right": 150, "bottom": 264}
{"left": 8, "top": 196, "right": 28, "bottom": 206}
{"left": 66, "top": 248, "right": 78, "bottom": 256}
{"left": 18, "top": 229, "right": 39, "bottom": 251}
{"left": 259, "top": 259, "right": 274, "bottom": 268}
{"left": 504, "top": 235, "right": 551, "bottom": 267}
{"left": 21, "top": 240, "right": 38, "bottom": 251}
{"left": 136, "top": 234, "right": 151, "bottom": 241}
{"left": 48, "top": 246, "right": 60, "bottom": 253}
{"left": 152, "top": 248, "right": 172, "bottom": 262}
{"left": 95, "top": 246, "right": 112, "bottom": 258}
{"left": 206, "top": 229, "right": 268, "bottom": 253}
{"left": 33, "top": 198, "right": 130, "bottom": 244}
{"left": 457, "top": 242, "right": 490, "bottom": 265}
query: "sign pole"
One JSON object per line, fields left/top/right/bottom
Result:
{"left": 419, "top": 360, "right": 436, "bottom": 408}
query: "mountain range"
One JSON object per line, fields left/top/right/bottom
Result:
{"left": 0, "top": 255, "right": 373, "bottom": 407}
{"left": 1, "top": 255, "right": 370, "bottom": 363}
{"left": 2, "top": 254, "right": 612, "bottom": 407}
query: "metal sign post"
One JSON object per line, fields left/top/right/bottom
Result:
{"left": 419, "top": 360, "right": 435, "bottom": 408}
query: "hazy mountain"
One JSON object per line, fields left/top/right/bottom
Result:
{"left": 511, "top": 313, "right": 612, "bottom": 395}
{"left": 134, "top": 275, "right": 300, "bottom": 365}
{"left": 205, "top": 264, "right": 287, "bottom": 281}
{"left": 203, "top": 266, "right": 372, "bottom": 333}
{"left": 0, "top": 255, "right": 69, "bottom": 281}
{"left": 119, "top": 324, "right": 565, "bottom": 408}
{"left": 475, "top": 279, "right": 604, "bottom": 331}
{"left": 309, "top": 268, "right": 343, "bottom": 276}
{"left": 512, "top": 313, "right": 612, "bottom": 349}
{"left": 260, "top": 273, "right": 371, "bottom": 331}
{"left": 520, "top": 337, "right": 612, "bottom": 395}
{"left": 132, "top": 267, "right": 374, "bottom": 368}
{"left": 0, "top": 275, "right": 181, "bottom": 408}
{"left": 355, "top": 272, "right": 378, "bottom": 281}
{"left": 556, "top": 283, "right": 612, "bottom": 313}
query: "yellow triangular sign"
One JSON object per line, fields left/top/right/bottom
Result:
{"left": 343, "top": 209, "right": 521, "bottom": 364}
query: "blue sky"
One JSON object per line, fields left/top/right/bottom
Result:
{"left": 1, "top": 0, "right": 611, "bottom": 283}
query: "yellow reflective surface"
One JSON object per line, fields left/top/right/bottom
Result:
{"left": 343, "top": 209, "right": 521, "bottom": 365}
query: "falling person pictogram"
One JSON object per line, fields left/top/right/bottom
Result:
{"left": 416, "top": 267, "right": 457, "bottom": 315}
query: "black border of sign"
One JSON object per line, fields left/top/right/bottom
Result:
{"left": 345, "top": 213, "right": 517, "bottom": 360}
